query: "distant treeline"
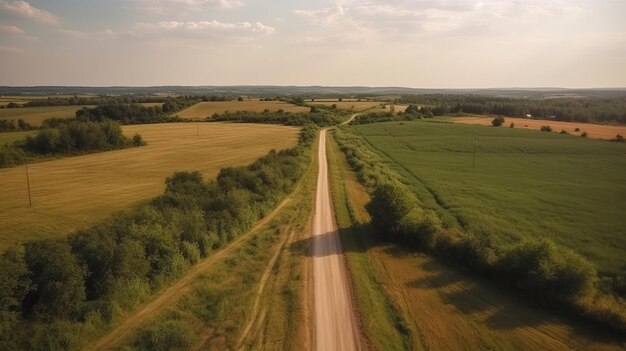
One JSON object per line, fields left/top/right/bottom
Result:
{"left": 333, "top": 127, "right": 626, "bottom": 333}
{"left": 0, "top": 94, "right": 243, "bottom": 109}
{"left": 397, "top": 94, "right": 626, "bottom": 124}
{"left": 0, "top": 124, "right": 316, "bottom": 350}
{"left": 0, "top": 120, "right": 143, "bottom": 168}
{"left": 210, "top": 110, "right": 348, "bottom": 126}
{"left": 74, "top": 96, "right": 201, "bottom": 124}
{"left": 349, "top": 110, "right": 427, "bottom": 125}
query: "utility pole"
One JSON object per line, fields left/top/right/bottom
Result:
{"left": 473, "top": 136, "right": 477, "bottom": 168}
{"left": 25, "top": 159, "right": 32, "bottom": 207}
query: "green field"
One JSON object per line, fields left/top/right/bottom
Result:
{"left": 352, "top": 120, "right": 626, "bottom": 276}
{"left": 0, "top": 106, "right": 94, "bottom": 126}
{"left": 0, "top": 130, "right": 35, "bottom": 144}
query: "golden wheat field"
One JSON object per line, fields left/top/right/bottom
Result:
{"left": 0, "top": 105, "right": 95, "bottom": 126}
{"left": 448, "top": 116, "right": 626, "bottom": 140}
{"left": 0, "top": 123, "right": 299, "bottom": 249}
{"left": 176, "top": 100, "right": 309, "bottom": 118}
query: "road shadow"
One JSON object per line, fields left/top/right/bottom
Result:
{"left": 289, "top": 223, "right": 382, "bottom": 258}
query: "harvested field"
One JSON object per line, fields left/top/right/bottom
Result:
{"left": 309, "top": 98, "right": 361, "bottom": 102}
{"left": 0, "top": 105, "right": 94, "bottom": 126}
{"left": 371, "top": 248, "right": 625, "bottom": 351}
{"left": 447, "top": 116, "right": 626, "bottom": 140}
{"left": 176, "top": 100, "right": 309, "bottom": 118}
{"left": 0, "top": 123, "right": 299, "bottom": 249}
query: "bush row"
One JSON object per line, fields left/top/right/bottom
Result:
{"left": 0, "top": 119, "right": 33, "bottom": 132}
{"left": 0, "top": 124, "right": 316, "bottom": 350}
{"left": 209, "top": 110, "right": 347, "bottom": 126}
{"left": 333, "top": 126, "right": 626, "bottom": 333}
{"left": 76, "top": 104, "right": 181, "bottom": 125}
{"left": 23, "top": 120, "right": 142, "bottom": 155}
{"left": 0, "top": 120, "right": 143, "bottom": 169}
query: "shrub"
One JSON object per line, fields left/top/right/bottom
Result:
{"left": 491, "top": 116, "right": 505, "bottom": 127}
{"left": 496, "top": 238, "right": 597, "bottom": 301}
{"left": 399, "top": 208, "right": 442, "bottom": 250}
{"left": 613, "top": 134, "right": 624, "bottom": 142}
{"left": 559, "top": 130, "right": 569, "bottom": 134}
{"left": 0, "top": 144, "right": 24, "bottom": 168}
{"left": 132, "top": 133, "right": 145, "bottom": 146}
{"left": 540, "top": 125, "right": 552, "bottom": 132}
{"left": 137, "top": 320, "right": 194, "bottom": 351}
{"left": 581, "top": 131, "right": 588, "bottom": 137}
{"left": 366, "top": 182, "right": 419, "bottom": 239}
{"left": 510, "top": 122, "right": 515, "bottom": 128}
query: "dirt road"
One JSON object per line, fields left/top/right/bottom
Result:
{"left": 312, "top": 130, "right": 360, "bottom": 351}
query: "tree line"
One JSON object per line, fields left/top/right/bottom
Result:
{"left": 0, "top": 119, "right": 33, "bottom": 132}
{"left": 0, "top": 124, "right": 316, "bottom": 350}
{"left": 0, "top": 120, "right": 143, "bottom": 168}
{"left": 0, "top": 94, "right": 242, "bottom": 109}
{"left": 210, "top": 110, "right": 348, "bottom": 126}
{"left": 333, "top": 127, "right": 626, "bottom": 334}
{"left": 396, "top": 94, "right": 626, "bottom": 124}
{"left": 75, "top": 95, "right": 202, "bottom": 124}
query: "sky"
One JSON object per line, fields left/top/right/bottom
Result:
{"left": 0, "top": 0, "right": 624, "bottom": 88}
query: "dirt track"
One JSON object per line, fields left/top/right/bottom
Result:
{"left": 312, "top": 130, "right": 360, "bottom": 351}
{"left": 85, "top": 193, "right": 295, "bottom": 351}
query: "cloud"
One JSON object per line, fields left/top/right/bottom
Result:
{"left": 129, "top": 0, "right": 243, "bottom": 14}
{"left": 0, "top": 24, "right": 24, "bottom": 34}
{"left": 134, "top": 20, "right": 274, "bottom": 36}
{"left": 60, "top": 29, "right": 116, "bottom": 40}
{"left": 0, "top": 45, "right": 22, "bottom": 52}
{"left": 294, "top": 4, "right": 346, "bottom": 24}
{"left": 293, "top": 0, "right": 586, "bottom": 40}
{"left": 0, "top": 0, "right": 59, "bottom": 24}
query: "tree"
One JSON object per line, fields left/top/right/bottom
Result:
{"left": 237, "top": 97, "right": 244, "bottom": 101}
{"left": 366, "top": 182, "right": 418, "bottom": 239}
{"left": 24, "top": 240, "right": 87, "bottom": 319}
{"left": 491, "top": 116, "right": 505, "bottom": 127}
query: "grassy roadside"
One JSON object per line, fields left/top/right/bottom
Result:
{"left": 326, "top": 129, "right": 410, "bottom": 351}
{"left": 105, "top": 133, "right": 319, "bottom": 351}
